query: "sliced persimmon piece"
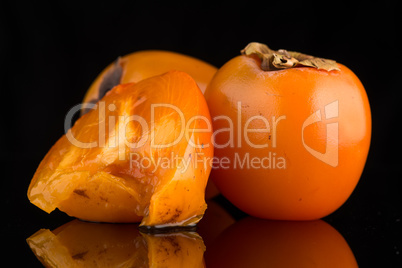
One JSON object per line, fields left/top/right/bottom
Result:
{"left": 28, "top": 71, "right": 213, "bottom": 226}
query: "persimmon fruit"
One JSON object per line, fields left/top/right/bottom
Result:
{"left": 204, "top": 42, "right": 371, "bottom": 220}
{"left": 81, "top": 50, "right": 217, "bottom": 114}
{"left": 27, "top": 71, "right": 213, "bottom": 226}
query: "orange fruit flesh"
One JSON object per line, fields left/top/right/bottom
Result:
{"left": 27, "top": 71, "right": 213, "bottom": 226}
{"left": 80, "top": 50, "right": 219, "bottom": 200}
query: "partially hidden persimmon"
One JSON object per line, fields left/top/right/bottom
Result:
{"left": 81, "top": 50, "right": 217, "bottom": 114}
{"left": 204, "top": 42, "right": 371, "bottom": 220}
{"left": 27, "top": 71, "right": 213, "bottom": 226}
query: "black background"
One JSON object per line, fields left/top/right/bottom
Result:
{"left": 1, "top": 1, "right": 400, "bottom": 266}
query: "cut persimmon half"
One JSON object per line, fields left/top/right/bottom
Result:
{"left": 27, "top": 71, "right": 213, "bottom": 226}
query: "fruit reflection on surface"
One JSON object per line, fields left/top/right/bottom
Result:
{"left": 27, "top": 71, "right": 213, "bottom": 226}
{"left": 206, "top": 217, "right": 358, "bottom": 268}
{"left": 26, "top": 219, "right": 205, "bottom": 268}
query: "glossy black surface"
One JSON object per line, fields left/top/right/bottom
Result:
{"left": 2, "top": 1, "right": 400, "bottom": 266}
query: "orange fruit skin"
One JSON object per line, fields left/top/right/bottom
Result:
{"left": 83, "top": 50, "right": 217, "bottom": 105}
{"left": 204, "top": 55, "right": 371, "bottom": 220}
{"left": 27, "top": 71, "right": 213, "bottom": 225}
{"left": 206, "top": 217, "right": 358, "bottom": 267}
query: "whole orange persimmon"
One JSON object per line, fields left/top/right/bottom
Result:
{"left": 204, "top": 42, "right": 371, "bottom": 220}
{"left": 28, "top": 71, "right": 213, "bottom": 226}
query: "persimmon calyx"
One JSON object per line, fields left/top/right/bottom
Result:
{"left": 241, "top": 42, "right": 340, "bottom": 72}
